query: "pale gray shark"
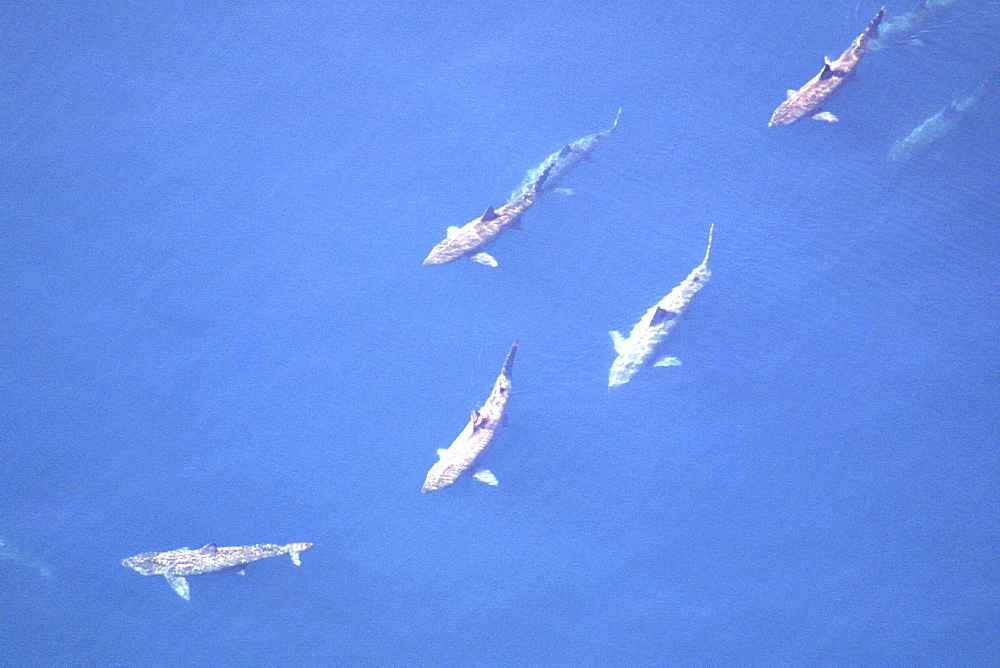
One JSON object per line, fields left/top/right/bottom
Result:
{"left": 0, "top": 537, "right": 54, "bottom": 579}
{"left": 769, "top": 7, "right": 886, "bottom": 126}
{"left": 609, "top": 226, "right": 713, "bottom": 388}
{"left": 871, "top": 0, "right": 963, "bottom": 49}
{"left": 888, "top": 74, "right": 994, "bottom": 161}
{"left": 122, "top": 542, "right": 312, "bottom": 600}
{"left": 510, "top": 108, "right": 621, "bottom": 200}
{"left": 423, "top": 112, "right": 619, "bottom": 267}
{"left": 422, "top": 340, "right": 518, "bottom": 492}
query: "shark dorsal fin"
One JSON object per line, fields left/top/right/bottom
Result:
{"left": 786, "top": 89, "right": 797, "bottom": 99}
{"left": 820, "top": 62, "right": 833, "bottom": 80}
{"left": 200, "top": 542, "right": 217, "bottom": 554}
{"left": 481, "top": 206, "right": 498, "bottom": 222}
{"left": 650, "top": 307, "right": 673, "bottom": 327}
{"left": 470, "top": 409, "right": 480, "bottom": 429}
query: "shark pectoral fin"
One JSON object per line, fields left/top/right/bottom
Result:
{"left": 610, "top": 331, "right": 626, "bottom": 354}
{"left": 165, "top": 574, "right": 190, "bottom": 600}
{"left": 481, "top": 206, "right": 498, "bottom": 222}
{"left": 653, "top": 356, "right": 682, "bottom": 367}
{"left": 470, "top": 252, "right": 497, "bottom": 267}
{"left": 811, "top": 111, "right": 839, "bottom": 122}
{"left": 445, "top": 226, "right": 461, "bottom": 238}
{"left": 472, "top": 470, "right": 499, "bottom": 486}
{"left": 786, "top": 89, "right": 797, "bottom": 99}
{"left": 289, "top": 551, "right": 302, "bottom": 566}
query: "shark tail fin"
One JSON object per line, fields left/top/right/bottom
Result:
{"left": 611, "top": 107, "right": 622, "bottom": 131}
{"left": 866, "top": 7, "right": 887, "bottom": 38}
{"left": 702, "top": 224, "right": 714, "bottom": 266}
{"left": 501, "top": 340, "right": 519, "bottom": 377}
{"left": 286, "top": 542, "right": 312, "bottom": 565}
{"left": 532, "top": 162, "right": 556, "bottom": 194}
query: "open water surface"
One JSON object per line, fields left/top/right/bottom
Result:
{"left": 2, "top": 1, "right": 999, "bottom": 663}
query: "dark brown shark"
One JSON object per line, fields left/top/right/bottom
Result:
{"left": 122, "top": 542, "right": 312, "bottom": 600}
{"left": 769, "top": 7, "right": 886, "bottom": 126}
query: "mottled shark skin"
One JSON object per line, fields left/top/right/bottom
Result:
{"left": 609, "top": 226, "right": 713, "bottom": 389}
{"left": 871, "top": 0, "right": 962, "bottom": 50}
{"left": 423, "top": 111, "right": 619, "bottom": 268}
{"left": 422, "top": 340, "right": 518, "bottom": 492}
{"left": 422, "top": 185, "right": 545, "bottom": 268}
{"left": 769, "top": 7, "right": 886, "bottom": 127}
{"left": 888, "top": 75, "right": 991, "bottom": 162}
{"left": 122, "top": 542, "right": 312, "bottom": 600}
{"left": 510, "top": 109, "right": 621, "bottom": 200}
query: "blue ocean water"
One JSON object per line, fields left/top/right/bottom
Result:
{"left": 2, "top": 1, "right": 999, "bottom": 663}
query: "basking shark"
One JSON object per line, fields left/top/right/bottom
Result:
{"left": 871, "top": 0, "right": 963, "bottom": 50}
{"left": 510, "top": 108, "right": 621, "bottom": 200}
{"left": 769, "top": 7, "right": 886, "bottom": 126}
{"left": 423, "top": 112, "right": 619, "bottom": 267}
{"left": 888, "top": 74, "right": 994, "bottom": 162}
{"left": 422, "top": 340, "right": 518, "bottom": 492}
{"left": 422, "top": 175, "right": 549, "bottom": 268}
{"left": 0, "top": 537, "right": 54, "bottom": 579}
{"left": 609, "top": 226, "right": 713, "bottom": 389}
{"left": 122, "top": 542, "right": 312, "bottom": 600}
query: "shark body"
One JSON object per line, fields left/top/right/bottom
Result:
{"left": 122, "top": 541, "right": 312, "bottom": 600}
{"left": 872, "top": 0, "right": 963, "bottom": 49}
{"left": 510, "top": 109, "right": 621, "bottom": 200}
{"left": 0, "top": 537, "right": 54, "bottom": 579}
{"left": 422, "top": 186, "right": 546, "bottom": 268}
{"left": 889, "top": 74, "right": 993, "bottom": 161}
{"left": 609, "top": 226, "right": 713, "bottom": 389}
{"left": 422, "top": 340, "right": 518, "bottom": 492}
{"left": 769, "top": 7, "right": 886, "bottom": 126}
{"left": 423, "top": 112, "right": 619, "bottom": 267}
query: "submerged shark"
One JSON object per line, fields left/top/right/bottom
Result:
{"left": 609, "top": 226, "right": 713, "bottom": 388}
{"left": 769, "top": 7, "right": 886, "bottom": 126}
{"left": 0, "top": 537, "right": 54, "bottom": 579}
{"left": 423, "top": 112, "right": 619, "bottom": 267}
{"left": 888, "top": 74, "right": 994, "bottom": 162}
{"left": 122, "top": 542, "right": 312, "bottom": 600}
{"left": 510, "top": 108, "right": 621, "bottom": 200}
{"left": 422, "top": 340, "right": 518, "bottom": 492}
{"left": 871, "top": 0, "right": 963, "bottom": 49}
